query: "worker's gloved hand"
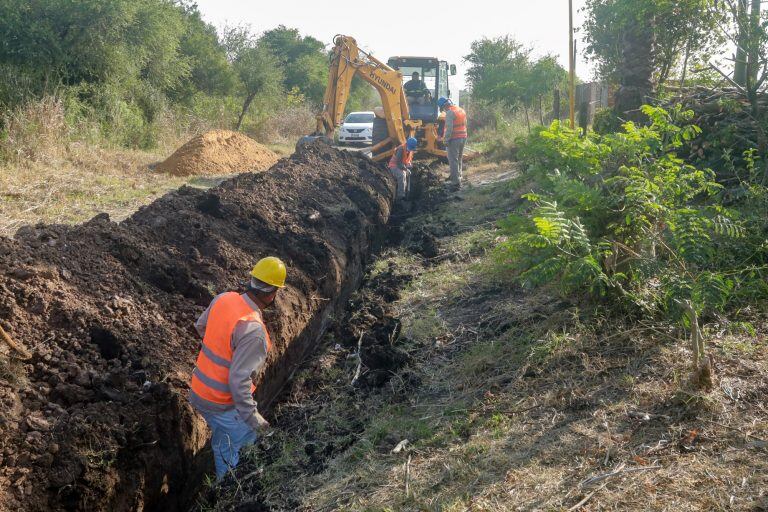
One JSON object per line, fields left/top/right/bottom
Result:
{"left": 255, "top": 412, "right": 270, "bottom": 430}
{"left": 248, "top": 411, "right": 271, "bottom": 432}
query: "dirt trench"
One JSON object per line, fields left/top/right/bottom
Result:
{"left": 0, "top": 142, "right": 395, "bottom": 512}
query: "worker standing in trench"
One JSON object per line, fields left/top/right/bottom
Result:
{"left": 388, "top": 136, "right": 418, "bottom": 201}
{"left": 438, "top": 97, "right": 468, "bottom": 190}
{"left": 188, "top": 256, "right": 287, "bottom": 480}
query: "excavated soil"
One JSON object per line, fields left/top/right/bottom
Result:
{"left": 0, "top": 142, "right": 394, "bottom": 512}
{"left": 156, "top": 130, "right": 280, "bottom": 177}
{"left": 196, "top": 163, "right": 449, "bottom": 511}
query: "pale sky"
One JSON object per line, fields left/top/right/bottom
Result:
{"left": 194, "top": 0, "right": 594, "bottom": 91}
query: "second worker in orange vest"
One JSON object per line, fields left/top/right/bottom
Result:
{"left": 438, "top": 97, "right": 468, "bottom": 190}
{"left": 188, "top": 256, "right": 287, "bottom": 480}
{"left": 387, "top": 136, "right": 418, "bottom": 200}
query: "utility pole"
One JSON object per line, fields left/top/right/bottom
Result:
{"left": 569, "top": 0, "right": 576, "bottom": 129}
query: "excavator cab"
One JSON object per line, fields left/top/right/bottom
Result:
{"left": 388, "top": 57, "right": 452, "bottom": 123}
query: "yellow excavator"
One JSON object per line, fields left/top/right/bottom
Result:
{"left": 306, "top": 35, "right": 475, "bottom": 162}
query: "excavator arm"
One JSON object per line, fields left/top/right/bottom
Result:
{"left": 315, "top": 35, "right": 412, "bottom": 160}
{"left": 306, "top": 34, "right": 479, "bottom": 163}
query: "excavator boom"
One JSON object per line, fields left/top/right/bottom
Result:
{"left": 307, "top": 34, "right": 477, "bottom": 163}
{"left": 315, "top": 35, "right": 410, "bottom": 160}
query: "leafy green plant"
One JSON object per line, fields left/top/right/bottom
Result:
{"left": 496, "top": 105, "right": 768, "bottom": 382}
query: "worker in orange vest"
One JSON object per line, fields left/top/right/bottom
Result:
{"left": 388, "top": 137, "right": 418, "bottom": 200}
{"left": 438, "top": 97, "right": 468, "bottom": 190}
{"left": 188, "top": 256, "right": 286, "bottom": 480}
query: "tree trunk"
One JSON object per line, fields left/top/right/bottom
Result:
{"left": 679, "top": 38, "right": 692, "bottom": 89}
{"left": 236, "top": 92, "right": 256, "bottom": 131}
{"left": 735, "top": 0, "right": 749, "bottom": 87}
{"left": 578, "top": 100, "right": 590, "bottom": 137}
{"left": 657, "top": 47, "right": 675, "bottom": 89}
{"left": 748, "top": 0, "right": 762, "bottom": 87}
{"left": 614, "top": 14, "right": 656, "bottom": 122}
{"left": 524, "top": 107, "right": 531, "bottom": 134}
{"left": 553, "top": 89, "right": 561, "bottom": 121}
{"left": 539, "top": 95, "right": 545, "bottom": 125}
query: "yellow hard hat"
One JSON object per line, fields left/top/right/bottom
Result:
{"left": 250, "top": 257, "right": 287, "bottom": 288}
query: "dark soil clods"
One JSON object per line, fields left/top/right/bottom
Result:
{"left": 0, "top": 142, "right": 395, "bottom": 512}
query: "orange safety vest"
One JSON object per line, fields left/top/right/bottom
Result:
{"left": 189, "top": 292, "right": 273, "bottom": 405}
{"left": 446, "top": 105, "right": 468, "bottom": 140}
{"left": 388, "top": 144, "right": 414, "bottom": 169}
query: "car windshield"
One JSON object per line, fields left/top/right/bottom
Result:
{"left": 345, "top": 113, "right": 374, "bottom": 124}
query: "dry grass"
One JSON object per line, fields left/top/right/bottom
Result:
{"left": 251, "top": 103, "right": 316, "bottom": 146}
{"left": 0, "top": 96, "right": 294, "bottom": 236}
{"left": 0, "top": 96, "right": 70, "bottom": 163}
{"left": 298, "top": 204, "right": 767, "bottom": 511}
{"left": 0, "top": 146, "right": 193, "bottom": 235}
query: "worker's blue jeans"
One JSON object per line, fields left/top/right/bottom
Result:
{"left": 200, "top": 409, "right": 257, "bottom": 480}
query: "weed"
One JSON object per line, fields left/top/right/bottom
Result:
{"left": 720, "top": 335, "right": 762, "bottom": 356}
{"left": 402, "top": 308, "right": 447, "bottom": 345}
{"left": 0, "top": 353, "right": 26, "bottom": 388}
{"left": 497, "top": 107, "right": 768, "bottom": 377}
{"left": 528, "top": 330, "right": 575, "bottom": 362}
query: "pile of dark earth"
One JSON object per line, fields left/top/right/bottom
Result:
{"left": 197, "top": 159, "right": 456, "bottom": 512}
{"left": 0, "top": 141, "right": 395, "bottom": 512}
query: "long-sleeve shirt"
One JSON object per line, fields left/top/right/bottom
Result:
{"left": 189, "top": 292, "right": 268, "bottom": 431}
{"left": 389, "top": 146, "right": 412, "bottom": 171}
{"left": 444, "top": 108, "right": 457, "bottom": 140}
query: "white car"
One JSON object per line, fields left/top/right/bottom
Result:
{"left": 338, "top": 111, "right": 375, "bottom": 145}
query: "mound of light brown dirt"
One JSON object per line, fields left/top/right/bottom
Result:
{"left": 156, "top": 130, "right": 280, "bottom": 177}
{"left": 0, "top": 142, "right": 394, "bottom": 512}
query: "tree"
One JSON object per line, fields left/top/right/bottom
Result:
{"left": 613, "top": 13, "right": 656, "bottom": 120}
{"left": 232, "top": 43, "right": 283, "bottom": 131}
{"left": 583, "top": 0, "right": 720, "bottom": 87}
{"left": 0, "top": 0, "right": 241, "bottom": 117}
{"left": 528, "top": 56, "right": 568, "bottom": 125}
{"left": 464, "top": 36, "right": 566, "bottom": 132}
{"left": 171, "top": 2, "right": 237, "bottom": 101}
{"left": 728, "top": 0, "right": 764, "bottom": 87}
{"left": 465, "top": 36, "right": 532, "bottom": 104}
{"left": 258, "top": 25, "right": 328, "bottom": 106}
{"left": 709, "top": 0, "right": 768, "bottom": 181}
{"left": 0, "top": 0, "right": 189, "bottom": 93}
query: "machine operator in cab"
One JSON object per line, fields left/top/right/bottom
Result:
{"left": 404, "top": 72, "right": 430, "bottom": 104}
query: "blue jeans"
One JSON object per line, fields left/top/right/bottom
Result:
{"left": 200, "top": 409, "right": 258, "bottom": 480}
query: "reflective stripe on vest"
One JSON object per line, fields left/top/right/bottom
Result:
{"left": 388, "top": 144, "right": 414, "bottom": 169}
{"left": 189, "top": 292, "right": 273, "bottom": 405}
{"left": 447, "top": 105, "right": 468, "bottom": 139}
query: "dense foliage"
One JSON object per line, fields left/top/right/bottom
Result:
{"left": 0, "top": 1, "right": 376, "bottom": 151}
{"left": 464, "top": 36, "right": 567, "bottom": 132}
{"left": 497, "top": 106, "right": 768, "bottom": 330}
{"left": 582, "top": 0, "right": 720, "bottom": 86}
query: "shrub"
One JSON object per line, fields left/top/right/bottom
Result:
{"left": 496, "top": 105, "right": 768, "bottom": 328}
